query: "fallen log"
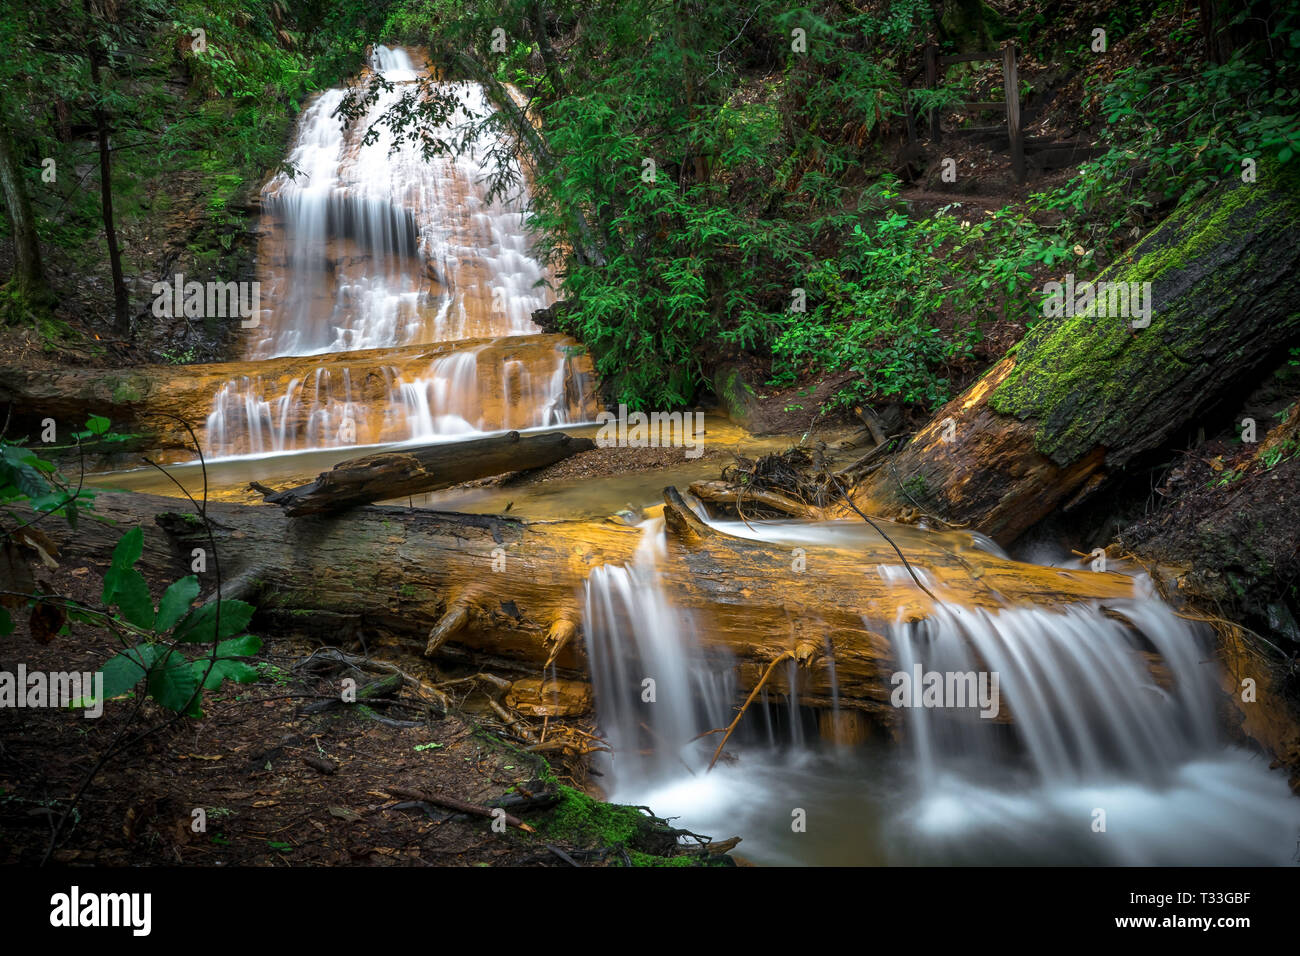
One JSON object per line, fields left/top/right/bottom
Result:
{"left": 253, "top": 431, "right": 596, "bottom": 515}
{"left": 835, "top": 169, "right": 1300, "bottom": 544}
{"left": 688, "top": 478, "right": 814, "bottom": 518}
{"left": 15, "top": 488, "right": 1142, "bottom": 723}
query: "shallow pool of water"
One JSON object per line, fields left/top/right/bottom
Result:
{"left": 620, "top": 745, "right": 1300, "bottom": 866}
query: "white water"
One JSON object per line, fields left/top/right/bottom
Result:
{"left": 203, "top": 340, "right": 589, "bottom": 458}
{"left": 252, "top": 44, "right": 547, "bottom": 356}
{"left": 583, "top": 518, "right": 738, "bottom": 789}
{"left": 202, "top": 45, "right": 587, "bottom": 459}
{"left": 708, "top": 517, "right": 1009, "bottom": 560}
{"left": 582, "top": 519, "right": 1300, "bottom": 865}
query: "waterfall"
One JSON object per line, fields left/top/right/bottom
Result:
{"left": 400, "top": 349, "right": 484, "bottom": 437}
{"left": 886, "top": 600, "right": 1216, "bottom": 788}
{"left": 876, "top": 596, "right": 1300, "bottom": 864}
{"left": 202, "top": 337, "right": 592, "bottom": 458}
{"left": 200, "top": 44, "right": 591, "bottom": 459}
{"left": 582, "top": 518, "right": 736, "bottom": 790}
{"left": 580, "top": 516, "right": 1300, "bottom": 865}
{"left": 252, "top": 44, "right": 547, "bottom": 356}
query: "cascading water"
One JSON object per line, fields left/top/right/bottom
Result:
{"left": 582, "top": 518, "right": 737, "bottom": 789}
{"left": 878, "top": 597, "right": 1300, "bottom": 865}
{"left": 889, "top": 600, "right": 1217, "bottom": 789}
{"left": 581, "top": 516, "right": 1300, "bottom": 865}
{"left": 163, "top": 39, "right": 1298, "bottom": 868}
{"left": 202, "top": 337, "right": 592, "bottom": 458}
{"left": 202, "top": 44, "right": 593, "bottom": 459}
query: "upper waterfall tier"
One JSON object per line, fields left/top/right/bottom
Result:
{"left": 249, "top": 44, "right": 550, "bottom": 358}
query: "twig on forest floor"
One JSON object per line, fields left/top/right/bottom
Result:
{"left": 386, "top": 785, "right": 535, "bottom": 833}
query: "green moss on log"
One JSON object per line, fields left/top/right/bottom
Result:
{"left": 990, "top": 164, "right": 1300, "bottom": 467}
{"left": 543, "top": 785, "right": 649, "bottom": 846}
{"left": 536, "top": 785, "right": 731, "bottom": 866}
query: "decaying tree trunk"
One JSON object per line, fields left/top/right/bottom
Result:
{"left": 254, "top": 431, "right": 596, "bottom": 515}
{"left": 17, "top": 487, "right": 1142, "bottom": 722}
{"left": 836, "top": 171, "right": 1300, "bottom": 544}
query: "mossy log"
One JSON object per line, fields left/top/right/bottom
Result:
{"left": 18, "top": 488, "right": 1143, "bottom": 722}
{"left": 836, "top": 170, "right": 1300, "bottom": 544}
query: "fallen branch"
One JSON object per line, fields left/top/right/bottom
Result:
{"left": 829, "top": 473, "right": 939, "bottom": 602}
{"left": 294, "top": 647, "right": 451, "bottom": 715}
{"left": 708, "top": 650, "right": 796, "bottom": 771}
{"left": 688, "top": 479, "right": 816, "bottom": 518}
{"left": 301, "top": 672, "right": 403, "bottom": 714}
{"left": 386, "top": 786, "right": 536, "bottom": 833}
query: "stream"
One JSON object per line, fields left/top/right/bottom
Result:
{"left": 94, "top": 44, "right": 1300, "bottom": 867}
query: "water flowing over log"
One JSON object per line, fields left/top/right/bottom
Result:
{"left": 253, "top": 431, "right": 596, "bottom": 515}
{"left": 19, "top": 488, "right": 1142, "bottom": 721}
{"left": 836, "top": 171, "right": 1300, "bottom": 544}
{"left": 0, "top": 333, "right": 596, "bottom": 464}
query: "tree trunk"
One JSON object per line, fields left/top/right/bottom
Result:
{"left": 255, "top": 431, "right": 596, "bottom": 515}
{"left": 837, "top": 170, "right": 1300, "bottom": 544}
{"left": 15, "top": 487, "right": 1143, "bottom": 722}
{"left": 84, "top": 1, "right": 131, "bottom": 337}
{"left": 0, "top": 109, "right": 51, "bottom": 310}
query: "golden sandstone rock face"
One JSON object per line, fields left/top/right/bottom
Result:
{"left": 203, "top": 335, "right": 598, "bottom": 458}
{"left": 206, "top": 44, "right": 593, "bottom": 459}
{"left": 0, "top": 336, "right": 596, "bottom": 464}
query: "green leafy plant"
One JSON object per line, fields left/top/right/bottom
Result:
{"left": 93, "top": 528, "right": 262, "bottom": 717}
{"left": 1260, "top": 442, "right": 1297, "bottom": 470}
{"left": 0, "top": 416, "right": 124, "bottom": 527}
{"left": 1210, "top": 468, "right": 1244, "bottom": 488}
{"left": 1, "top": 416, "right": 261, "bottom": 714}
{"left": 1046, "top": 24, "right": 1300, "bottom": 229}
{"left": 767, "top": 180, "right": 1079, "bottom": 408}
{"left": 0, "top": 417, "right": 144, "bottom": 637}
